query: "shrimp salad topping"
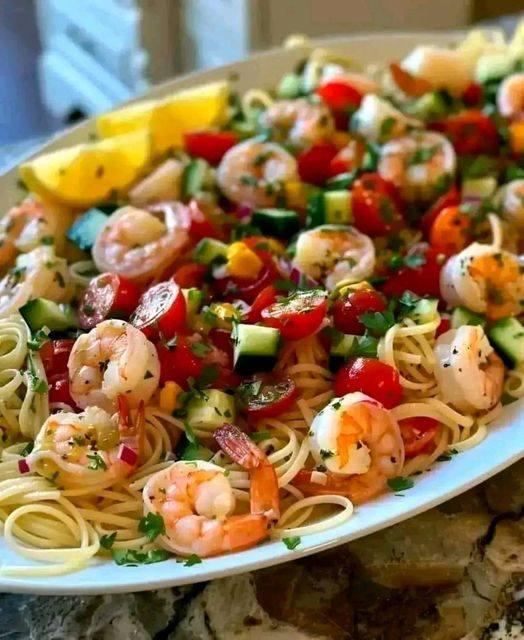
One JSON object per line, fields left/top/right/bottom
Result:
{"left": 2, "top": 27, "right": 524, "bottom": 574}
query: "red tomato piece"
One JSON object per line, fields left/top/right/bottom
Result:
{"left": 244, "top": 285, "right": 277, "bottom": 323}
{"left": 352, "top": 172, "right": 403, "bottom": 236}
{"left": 184, "top": 131, "right": 238, "bottom": 166}
{"left": 430, "top": 110, "right": 499, "bottom": 155}
{"left": 436, "top": 316, "right": 451, "bottom": 337}
{"left": 78, "top": 273, "right": 141, "bottom": 330}
{"left": 297, "top": 143, "right": 339, "bottom": 186}
{"left": 328, "top": 140, "right": 366, "bottom": 177}
{"left": 399, "top": 417, "right": 439, "bottom": 458}
{"left": 332, "top": 289, "right": 387, "bottom": 335}
{"left": 381, "top": 244, "right": 444, "bottom": 299}
{"left": 316, "top": 81, "right": 362, "bottom": 129}
{"left": 156, "top": 337, "right": 203, "bottom": 388}
{"left": 462, "top": 82, "right": 483, "bottom": 106}
{"left": 40, "top": 339, "right": 76, "bottom": 376}
{"left": 131, "top": 281, "right": 186, "bottom": 339}
{"left": 214, "top": 251, "right": 280, "bottom": 304}
{"left": 171, "top": 262, "right": 207, "bottom": 288}
{"left": 48, "top": 373, "right": 77, "bottom": 408}
{"left": 420, "top": 185, "right": 461, "bottom": 236}
{"left": 261, "top": 290, "right": 328, "bottom": 340}
{"left": 242, "top": 377, "right": 298, "bottom": 419}
{"left": 333, "top": 357, "right": 403, "bottom": 409}
{"left": 185, "top": 199, "right": 223, "bottom": 242}
{"left": 208, "top": 328, "right": 234, "bottom": 365}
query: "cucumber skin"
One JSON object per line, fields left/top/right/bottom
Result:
{"left": 488, "top": 317, "right": 524, "bottom": 368}
{"left": 251, "top": 209, "right": 300, "bottom": 238}
{"left": 20, "top": 299, "right": 76, "bottom": 332}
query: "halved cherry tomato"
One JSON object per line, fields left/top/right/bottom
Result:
{"left": 184, "top": 131, "right": 238, "bottom": 166}
{"left": 156, "top": 336, "right": 202, "bottom": 388}
{"left": 40, "top": 339, "right": 75, "bottom": 376}
{"left": 244, "top": 285, "right": 277, "bottom": 323}
{"left": 297, "top": 143, "right": 339, "bottom": 186}
{"left": 316, "top": 81, "right": 362, "bottom": 130}
{"left": 436, "top": 316, "right": 451, "bottom": 337}
{"left": 429, "top": 205, "right": 472, "bottom": 256}
{"left": 420, "top": 185, "right": 461, "bottom": 236}
{"left": 78, "top": 273, "right": 141, "bottom": 330}
{"left": 430, "top": 110, "right": 499, "bottom": 155}
{"left": 381, "top": 244, "right": 444, "bottom": 299}
{"left": 261, "top": 290, "right": 328, "bottom": 340}
{"left": 48, "top": 373, "right": 77, "bottom": 408}
{"left": 389, "top": 62, "right": 432, "bottom": 97}
{"left": 131, "top": 281, "right": 186, "bottom": 339}
{"left": 333, "top": 357, "right": 403, "bottom": 409}
{"left": 242, "top": 376, "right": 298, "bottom": 419}
{"left": 328, "top": 140, "right": 365, "bottom": 177}
{"left": 171, "top": 262, "right": 207, "bottom": 288}
{"left": 462, "top": 82, "right": 483, "bottom": 106}
{"left": 332, "top": 289, "right": 387, "bottom": 335}
{"left": 352, "top": 172, "right": 403, "bottom": 236}
{"left": 399, "top": 417, "right": 439, "bottom": 458}
{"left": 185, "top": 199, "right": 224, "bottom": 241}
{"left": 214, "top": 250, "right": 281, "bottom": 304}
{"left": 208, "top": 328, "right": 234, "bottom": 365}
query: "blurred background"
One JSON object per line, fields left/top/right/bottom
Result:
{"left": 1, "top": 0, "right": 523, "bottom": 156}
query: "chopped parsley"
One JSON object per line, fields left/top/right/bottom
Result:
{"left": 250, "top": 430, "right": 271, "bottom": 443}
{"left": 184, "top": 553, "right": 202, "bottom": 567}
{"left": 20, "top": 441, "right": 34, "bottom": 457}
{"left": 408, "top": 145, "right": 440, "bottom": 166}
{"left": 196, "top": 364, "right": 220, "bottom": 388}
{"left": 359, "top": 310, "right": 396, "bottom": 337}
{"left": 189, "top": 341, "right": 212, "bottom": 358}
{"left": 436, "top": 448, "right": 459, "bottom": 462}
{"left": 112, "top": 548, "right": 169, "bottom": 566}
{"left": 320, "top": 449, "right": 335, "bottom": 460}
{"left": 99, "top": 532, "right": 117, "bottom": 549}
{"left": 379, "top": 116, "right": 397, "bottom": 139}
{"left": 87, "top": 453, "right": 107, "bottom": 471}
{"left": 138, "top": 513, "right": 166, "bottom": 541}
{"left": 40, "top": 235, "right": 54, "bottom": 246}
{"left": 27, "top": 326, "right": 50, "bottom": 351}
{"left": 347, "top": 333, "right": 379, "bottom": 358}
{"left": 387, "top": 476, "right": 414, "bottom": 492}
{"left": 283, "top": 536, "right": 301, "bottom": 550}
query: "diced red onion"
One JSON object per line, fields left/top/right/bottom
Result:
{"left": 235, "top": 204, "right": 253, "bottom": 220}
{"left": 18, "top": 459, "right": 30, "bottom": 474}
{"left": 117, "top": 444, "right": 138, "bottom": 466}
{"left": 289, "top": 267, "right": 319, "bottom": 289}
{"left": 461, "top": 196, "right": 483, "bottom": 207}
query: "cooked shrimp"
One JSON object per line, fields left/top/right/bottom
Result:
{"left": 128, "top": 159, "right": 185, "bottom": 207}
{"left": 0, "top": 199, "right": 71, "bottom": 268}
{"left": 292, "top": 225, "right": 375, "bottom": 290}
{"left": 92, "top": 204, "right": 190, "bottom": 282}
{"left": 30, "top": 396, "right": 144, "bottom": 488}
{"left": 216, "top": 139, "right": 298, "bottom": 208}
{"left": 293, "top": 392, "right": 405, "bottom": 504}
{"left": 434, "top": 326, "right": 504, "bottom": 413}
{"left": 378, "top": 131, "right": 456, "bottom": 201}
{"left": 143, "top": 423, "right": 279, "bottom": 557}
{"left": 260, "top": 98, "right": 334, "bottom": 147}
{"left": 497, "top": 179, "right": 524, "bottom": 230}
{"left": 497, "top": 72, "right": 524, "bottom": 119}
{"left": 0, "top": 246, "right": 72, "bottom": 318}
{"left": 352, "top": 94, "right": 421, "bottom": 142}
{"left": 440, "top": 242, "right": 524, "bottom": 320}
{"left": 400, "top": 46, "right": 473, "bottom": 97}
{"left": 68, "top": 319, "right": 160, "bottom": 413}
{"left": 321, "top": 71, "right": 379, "bottom": 96}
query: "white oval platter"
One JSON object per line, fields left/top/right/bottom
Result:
{"left": 0, "top": 30, "right": 522, "bottom": 594}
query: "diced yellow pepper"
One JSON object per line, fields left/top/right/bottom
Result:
{"left": 334, "top": 280, "right": 374, "bottom": 298}
{"left": 226, "top": 242, "right": 263, "bottom": 279}
{"left": 284, "top": 181, "right": 308, "bottom": 210}
{"left": 159, "top": 381, "right": 182, "bottom": 414}
{"left": 509, "top": 122, "right": 524, "bottom": 154}
{"left": 209, "top": 302, "right": 242, "bottom": 328}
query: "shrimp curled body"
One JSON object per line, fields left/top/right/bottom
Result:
{"left": 68, "top": 319, "right": 160, "bottom": 413}
{"left": 434, "top": 326, "right": 504, "bottom": 413}
{"left": 497, "top": 73, "right": 524, "bottom": 120}
{"left": 260, "top": 98, "right": 335, "bottom": 147}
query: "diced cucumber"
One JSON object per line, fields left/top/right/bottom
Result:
{"left": 475, "top": 53, "right": 513, "bottom": 84}
{"left": 194, "top": 237, "right": 229, "bottom": 265}
{"left": 230, "top": 120, "right": 257, "bottom": 139}
{"left": 20, "top": 298, "right": 76, "bottom": 332}
{"left": 451, "top": 307, "right": 486, "bottom": 329}
{"left": 186, "top": 389, "right": 236, "bottom": 431}
{"left": 306, "top": 191, "right": 326, "bottom": 228}
{"left": 329, "top": 334, "right": 357, "bottom": 372}
{"left": 277, "top": 73, "right": 302, "bottom": 99}
{"left": 67, "top": 208, "right": 108, "bottom": 251}
{"left": 232, "top": 323, "right": 280, "bottom": 374}
{"left": 408, "top": 298, "right": 439, "bottom": 324}
{"left": 182, "top": 158, "right": 209, "bottom": 200}
{"left": 324, "top": 191, "right": 353, "bottom": 224}
{"left": 251, "top": 208, "right": 300, "bottom": 238}
{"left": 462, "top": 176, "right": 497, "bottom": 200}
{"left": 326, "top": 171, "right": 358, "bottom": 191}
{"left": 180, "top": 442, "right": 214, "bottom": 461}
{"left": 488, "top": 317, "right": 524, "bottom": 367}
{"left": 409, "top": 91, "right": 450, "bottom": 120}
{"left": 182, "top": 288, "right": 203, "bottom": 317}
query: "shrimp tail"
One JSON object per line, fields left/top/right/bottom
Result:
{"left": 214, "top": 423, "right": 280, "bottom": 522}
{"left": 118, "top": 395, "right": 145, "bottom": 460}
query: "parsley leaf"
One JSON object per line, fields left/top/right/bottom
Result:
{"left": 320, "top": 449, "right": 335, "bottom": 460}
{"left": 380, "top": 116, "right": 397, "bottom": 139}
{"left": 20, "top": 441, "right": 34, "bottom": 457}
{"left": 190, "top": 341, "right": 212, "bottom": 358}
{"left": 100, "top": 532, "right": 117, "bottom": 549}
{"left": 359, "top": 310, "right": 396, "bottom": 337}
{"left": 138, "top": 513, "right": 166, "bottom": 541}
{"left": 87, "top": 453, "right": 107, "bottom": 470}
{"left": 408, "top": 145, "right": 440, "bottom": 166}
{"left": 250, "top": 430, "right": 271, "bottom": 443}
{"left": 196, "top": 364, "right": 219, "bottom": 388}
{"left": 184, "top": 553, "right": 202, "bottom": 567}
{"left": 283, "top": 536, "right": 301, "bottom": 550}
{"left": 387, "top": 476, "right": 414, "bottom": 492}
{"left": 347, "top": 334, "right": 379, "bottom": 358}
{"left": 184, "top": 420, "right": 199, "bottom": 446}
{"left": 112, "top": 548, "right": 169, "bottom": 566}
{"left": 27, "top": 326, "right": 50, "bottom": 351}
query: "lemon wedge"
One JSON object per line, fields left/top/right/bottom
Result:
{"left": 19, "top": 130, "right": 152, "bottom": 208}
{"left": 97, "top": 100, "right": 156, "bottom": 138}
